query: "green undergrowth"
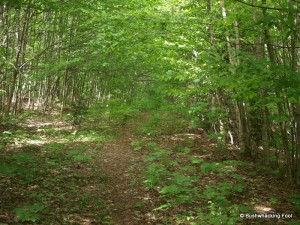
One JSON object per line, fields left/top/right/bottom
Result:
{"left": 0, "top": 113, "right": 33, "bottom": 150}
{"left": 86, "top": 100, "right": 140, "bottom": 129}
{"left": 0, "top": 119, "right": 113, "bottom": 224}
{"left": 134, "top": 105, "right": 190, "bottom": 136}
{"left": 67, "top": 129, "right": 115, "bottom": 143}
{"left": 133, "top": 138, "right": 254, "bottom": 224}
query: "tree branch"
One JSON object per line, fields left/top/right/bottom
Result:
{"left": 234, "top": 0, "right": 284, "bottom": 11}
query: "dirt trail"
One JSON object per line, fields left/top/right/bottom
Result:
{"left": 99, "top": 130, "right": 149, "bottom": 225}
{"left": 2, "top": 114, "right": 299, "bottom": 224}
{"left": 3, "top": 114, "right": 154, "bottom": 224}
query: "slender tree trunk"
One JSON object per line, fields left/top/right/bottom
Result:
{"left": 6, "top": 4, "right": 31, "bottom": 115}
{"left": 288, "top": 0, "right": 300, "bottom": 185}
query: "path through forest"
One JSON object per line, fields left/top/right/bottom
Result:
{"left": 0, "top": 114, "right": 160, "bottom": 225}
{"left": 1, "top": 114, "right": 300, "bottom": 224}
{"left": 98, "top": 129, "right": 152, "bottom": 225}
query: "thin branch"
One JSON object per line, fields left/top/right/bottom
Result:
{"left": 19, "top": 45, "right": 53, "bottom": 69}
{"left": 18, "top": 32, "right": 93, "bottom": 69}
{"left": 291, "top": 0, "right": 300, "bottom": 4}
{"left": 234, "top": 0, "right": 284, "bottom": 11}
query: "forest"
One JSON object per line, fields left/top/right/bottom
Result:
{"left": 0, "top": 0, "right": 300, "bottom": 224}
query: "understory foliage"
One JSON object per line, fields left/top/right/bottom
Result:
{"left": 0, "top": 120, "right": 113, "bottom": 223}
{"left": 130, "top": 136, "right": 255, "bottom": 224}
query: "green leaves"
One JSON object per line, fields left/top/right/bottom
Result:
{"left": 189, "top": 157, "right": 204, "bottom": 165}
{"left": 144, "top": 163, "right": 170, "bottom": 188}
{"left": 158, "top": 173, "right": 199, "bottom": 204}
{"left": 201, "top": 162, "right": 223, "bottom": 174}
{"left": 145, "top": 149, "right": 172, "bottom": 162}
{"left": 288, "top": 194, "right": 300, "bottom": 211}
{"left": 73, "top": 154, "right": 92, "bottom": 162}
{"left": 160, "top": 185, "right": 181, "bottom": 195}
{"left": 14, "top": 204, "right": 44, "bottom": 222}
{"left": 6, "top": 153, "right": 36, "bottom": 163}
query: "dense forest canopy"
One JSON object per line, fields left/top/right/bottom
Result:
{"left": 1, "top": 0, "right": 300, "bottom": 179}
{"left": 0, "top": 1, "right": 300, "bottom": 222}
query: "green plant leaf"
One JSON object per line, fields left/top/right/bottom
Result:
{"left": 14, "top": 204, "right": 44, "bottom": 222}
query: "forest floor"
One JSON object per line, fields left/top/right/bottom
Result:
{"left": 0, "top": 113, "right": 300, "bottom": 224}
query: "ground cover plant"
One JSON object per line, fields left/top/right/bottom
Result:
{"left": 1, "top": 107, "right": 300, "bottom": 224}
{"left": 0, "top": 115, "right": 113, "bottom": 224}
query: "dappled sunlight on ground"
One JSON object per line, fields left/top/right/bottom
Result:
{"left": 1, "top": 113, "right": 300, "bottom": 224}
{"left": 254, "top": 205, "right": 274, "bottom": 213}
{"left": 11, "top": 116, "right": 75, "bottom": 148}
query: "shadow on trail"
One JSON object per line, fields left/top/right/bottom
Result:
{"left": 0, "top": 115, "right": 151, "bottom": 224}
